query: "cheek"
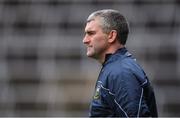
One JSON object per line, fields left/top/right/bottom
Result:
{"left": 93, "top": 36, "right": 108, "bottom": 48}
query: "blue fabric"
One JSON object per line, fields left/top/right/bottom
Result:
{"left": 89, "top": 47, "right": 158, "bottom": 117}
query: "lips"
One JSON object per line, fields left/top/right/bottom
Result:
{"left": 87, "top": 46, "right": 91, "bottom": 51}
{"left": 87, "top": 46, "right": 93, "bottom": 53}
{"left": 87, "top": 45, "right": 92, "bottom": 49}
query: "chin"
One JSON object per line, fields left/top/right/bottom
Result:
{"left": 87, "top": 53, "right": 93, "bottom": 57}
{"left": 87, "top": 52, "right": 95, "bottom": 58}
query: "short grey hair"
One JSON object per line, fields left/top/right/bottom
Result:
{"left": 87, "top": 9, "right": 129, "bottom": 45}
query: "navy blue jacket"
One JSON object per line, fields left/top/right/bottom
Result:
{"left": 89, "top": 47, "right": 158, "bottom": 117}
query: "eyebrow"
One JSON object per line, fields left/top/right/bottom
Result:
{"left": 87, "top": 18, "right": 95, "bottom": 23}
{"left": 85, "top": 30, "right": 96, "bottom": 34}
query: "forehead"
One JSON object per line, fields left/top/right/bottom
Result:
{"left": 85, "top": 18, "right": 102, "bottom": 31}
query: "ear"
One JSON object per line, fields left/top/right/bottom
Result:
{"left": 108, "top": 30, "right": 117, "bottom": 43}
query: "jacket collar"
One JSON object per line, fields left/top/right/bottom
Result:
{"left": 102, "top": 47, "right": 130, "bottom": 66}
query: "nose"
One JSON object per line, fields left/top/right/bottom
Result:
{"left": 83, "top": 35, "right": 90, "bottom": 44}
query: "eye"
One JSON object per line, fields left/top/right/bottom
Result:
{"left": 86, "top": 31, "right": 96, "bottom": 36}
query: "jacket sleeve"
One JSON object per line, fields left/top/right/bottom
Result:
{"left": 107, "top": 68, "right": 150, "bottom": 117}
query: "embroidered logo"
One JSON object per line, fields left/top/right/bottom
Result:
{"left": 93, "top": 85, "right": 101, "bottom": 100}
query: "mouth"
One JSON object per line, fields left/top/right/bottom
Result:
{"left": 86, "top": 45, "right": 92, "bottom": 48}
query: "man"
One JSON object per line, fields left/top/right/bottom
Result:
{"left": 83, "top": 9, "right": 158, "bottom": 117}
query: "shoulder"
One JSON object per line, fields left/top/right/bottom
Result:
{"left": 105, "top": 57, "right": 148, "bottom": 88}
{"left": 104, "top": 57, "right": 146, "bottom": 81}
{"left": 102, "top": 58, "right": 134, "bottom": 86}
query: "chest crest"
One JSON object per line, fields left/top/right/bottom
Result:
{"left": 93, "top": 84, "right": 101, "bottom": 100}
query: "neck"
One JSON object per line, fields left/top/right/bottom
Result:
{"left": 98, "top": 44, "right": 124, "bottom": 64}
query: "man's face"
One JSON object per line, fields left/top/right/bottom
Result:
{"left": 83, "top": 18, "right": 109, "bottom": 59}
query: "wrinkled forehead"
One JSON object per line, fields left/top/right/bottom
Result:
{"left": 85, "top": 18, "right": 102, "bottom": 30}
{"left": 87, "top": 15, "right": 102, "bottom": 24}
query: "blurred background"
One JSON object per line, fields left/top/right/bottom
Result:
{"left": 0, "top": 0, "right": 179, "bottom": 117}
